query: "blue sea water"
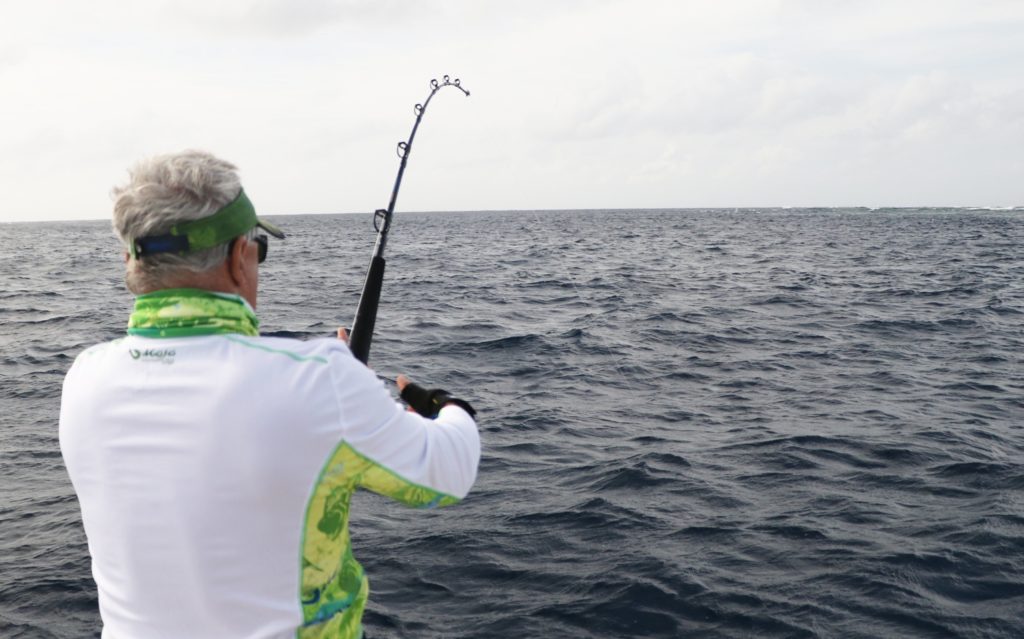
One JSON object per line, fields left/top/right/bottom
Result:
{"left": 1, "top": 208, "right": 1023, "bottom": 638}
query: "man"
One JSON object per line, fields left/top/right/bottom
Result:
{"left": 59, "top": 150, "right": 481, "bottom": 638}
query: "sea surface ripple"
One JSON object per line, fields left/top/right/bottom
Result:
{"left": 1, "top": 208, "right": 1022, "bottom": 638}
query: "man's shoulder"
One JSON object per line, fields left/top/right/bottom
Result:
{"left": 75, "top": 337, "right": 127, "bottom": 360}
{"left": 224, "top": 334, "right": 352, "bottom": 366}
{"left": 67, "top": 334, "right": 357, "bottom": 373}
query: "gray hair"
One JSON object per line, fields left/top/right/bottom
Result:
{"left": 112, "top": 150, "right": 256, "bottom": 294}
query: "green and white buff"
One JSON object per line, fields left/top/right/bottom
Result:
{"left": 127, "top": 288, "right": 259, "bottom": 338}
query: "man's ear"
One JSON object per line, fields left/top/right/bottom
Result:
{"left": 227, "top": 238, "right": 248, "bottom": 287}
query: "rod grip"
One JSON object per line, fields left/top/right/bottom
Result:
{"left": 348, "top": 255, "right": 386, "bottom": 364}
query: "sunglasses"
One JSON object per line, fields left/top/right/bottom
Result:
{"left": 229, "top": 234, "right": 269, "bottom": 264}
{"left": 254, "top": 234, "right": 268, "bottom": 263}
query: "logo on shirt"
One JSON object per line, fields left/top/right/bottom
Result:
{"left": 129, "top": 348, "right": 176, "bottom": 364}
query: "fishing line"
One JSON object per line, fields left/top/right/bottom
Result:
{"left": 523, "top": 209, "right": 635, "bottom": 383}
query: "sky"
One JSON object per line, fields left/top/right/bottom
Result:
{"left": 1, "top": 0, "right": 1023, "bottom": 222}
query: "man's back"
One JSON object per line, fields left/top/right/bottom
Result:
{"left": 60, "top": 332, "right": 480, "bottom": 638}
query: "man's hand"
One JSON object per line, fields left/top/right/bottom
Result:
{"left": 397, "top": 376, "right": 477, "bottom": 418}
{"left": 397, "top": 375, "right": 415, "bottom": 412}
{"left": 337, "top": 327, "right": 348, "bottom": 344}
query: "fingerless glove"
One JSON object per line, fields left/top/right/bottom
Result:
{"left": 400, "top": 382, "right": 477, "bottom": 419}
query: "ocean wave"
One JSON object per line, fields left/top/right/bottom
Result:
{"left": 5, "top": 209, "right": 1024, "bottom": 638}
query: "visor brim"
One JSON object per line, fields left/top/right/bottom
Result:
{"left": 257, "top": 218, "right": 285, "bottom": 239}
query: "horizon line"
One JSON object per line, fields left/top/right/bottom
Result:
{"left": 4, "top": 204, "right": 1023, "bottom": 224}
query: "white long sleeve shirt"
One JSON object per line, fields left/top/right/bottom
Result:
{"left": 60, "top": 333, "right": 480, "bottom": 639}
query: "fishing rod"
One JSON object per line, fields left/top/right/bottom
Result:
{"left": 348, "top": 75, "right": 470, "bottom": 364}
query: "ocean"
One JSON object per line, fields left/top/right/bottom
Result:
{"left": 1, "top": 208, "right": 1022, "bottom": 638}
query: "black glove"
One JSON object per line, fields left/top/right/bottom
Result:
{"left": 400, "top": 382, "right": 477, "bottom": 419}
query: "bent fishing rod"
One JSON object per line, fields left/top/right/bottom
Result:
{"left": 348, "top": 75, "right": 470, "bottom": 364}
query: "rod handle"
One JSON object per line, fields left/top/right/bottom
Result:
{"left": 348, "top": 255, "right": 386, "bottom": 364}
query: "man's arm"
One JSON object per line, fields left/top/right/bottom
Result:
{"left": 328, "top": 345, "right": 481, "bottom": 505}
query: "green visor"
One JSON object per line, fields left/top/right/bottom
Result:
{"left": 129, "top": 189, "right": 284, "bottom": 259}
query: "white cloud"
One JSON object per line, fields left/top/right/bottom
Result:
{"left": 1, "top": 0, "right": 1023, "bottom": 221}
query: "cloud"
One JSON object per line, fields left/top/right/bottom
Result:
{"left": 2, "top": 0, "right": 1023, "bottom": 220}
{"left": 160, "top": 0, "right": 428, "bottom": 37}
